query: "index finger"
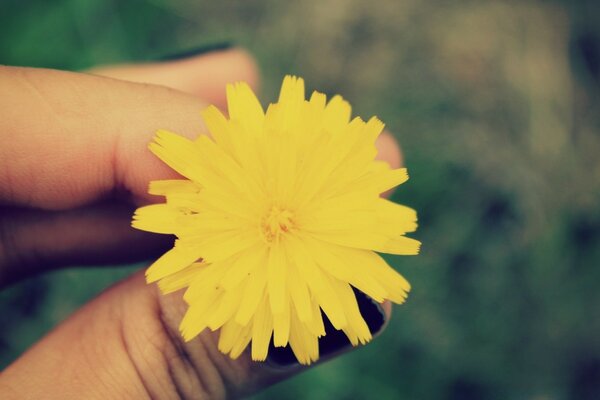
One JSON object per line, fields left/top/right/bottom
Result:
{"left": 0, "top": 60, "right": 256, "bottom": 210}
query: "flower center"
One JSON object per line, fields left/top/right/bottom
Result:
{"left": 261, "top": 206, "right": 295, "bottom": 243}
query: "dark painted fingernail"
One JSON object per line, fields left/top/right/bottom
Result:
{"left": 354, "top": 288, "right": 387, "bottom": 336}
{"left": 266, "top": 289, "right": 387, "bottom": 368}
{"left": 158, "top": 41, "right": 233, "bottom": 61}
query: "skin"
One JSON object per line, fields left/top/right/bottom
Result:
{"left": 0, "top": 48, "right": 402, "bottom": 399}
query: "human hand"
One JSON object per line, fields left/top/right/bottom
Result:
{"left": 0, "top": 47, "right": 402, "bottom": 399}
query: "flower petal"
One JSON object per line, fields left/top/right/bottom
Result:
{"left": 179, "top": 286, "right": 222, "bottom": 341}
{"left": 148, "top": 179, "right": 201, "bottom": 197}
{"left": 146, "top": 243, "right": 202, "bottom": 283}
{"left": 226, "top": 82, "right": 264, "bottom": 137}
{"left": 132, "top": 204, "right": 186, "bottom": 234}
{"left": 288, "top": 237, "right": 347, "bottom": 330}
{"left": 287, "top": 259, "right": 313, "bottom": 322}
{"left": 328, "top": 276, "right": 372, "bottom": 345}
{"left": 234, "top": 249, "right": 268, "bottom": 325}
{"left": 149, "top": 130, "right": 205, "bottom": 182}
{"left": 372, "top": 236, "right": 421, "bottom": 255}
{"left": 267, "top": 245, "right": 287, "bottom": 314}
{"left": 306, "top": 238, "right": 389, "bottom": 303}
{"left": 251, "top": 295, "right": 273, "bottom": 361}
{"left": 288, "top": 309, "right": 319, "bottom": 365}
{"left": 157, "top": 262, "right": 207, "bottom": 294}
{"left": 323, "top": 95, "right": 351, "bottom": 134}
{"left": 272, "top": 295, "right": 291, "bottom": 347}
{"left": 375, "top": 199, "right": 418, "bottom": 234}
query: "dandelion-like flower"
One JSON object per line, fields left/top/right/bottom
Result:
{"left": 132, "top": 76, "right": 420, "bottom": 365}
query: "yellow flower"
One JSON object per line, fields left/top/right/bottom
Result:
{"left": 132, "top": 76, "right": 420, "bottom": 365}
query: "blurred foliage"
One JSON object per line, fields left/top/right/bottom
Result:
{"left": 1, "top": 0, "right": 600, "bottom": 399}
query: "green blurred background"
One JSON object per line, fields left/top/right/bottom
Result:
{"left": 1, "top": 1, "right": 600, "bottom": 399}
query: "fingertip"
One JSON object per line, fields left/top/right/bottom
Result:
{"left": 182, "top": 47, "right": 261, "bottom": 109}
{"left": 375, "top": 130, "right": 403, "bottom": 169}
{"left": 376, "top": 131, "right": 404, "bottom": 198}
{"left": 226, "top": 48, "right": 261, "bottom": 91}
{"left": 90, "top": 47, "right": 261, "bottom": 110}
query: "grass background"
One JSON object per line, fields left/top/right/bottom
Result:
{"left": 1, "top": 1, "right": 600, "bottom": 399}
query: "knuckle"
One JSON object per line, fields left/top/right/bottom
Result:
{"left": 119, "top": 280, "right": 239, "bottom": 399}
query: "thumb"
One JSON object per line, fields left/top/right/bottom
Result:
{"left": 0, "top": 269, "right": 390, "bottom": 399}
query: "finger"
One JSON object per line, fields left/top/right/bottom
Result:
{"left": 0, "top": 270, "right": 391, "bottom": 399}
{"left": 89, "top": 47, "right": 260, "bottom": 109}
{"left": 0, "top": 64, "right": 401, "bottom": 209}
{"left": 0, "top": 65, "right": 244, "bottom": 210}
{"left": 0, "top": 202, "right": 173, "bottom": 286}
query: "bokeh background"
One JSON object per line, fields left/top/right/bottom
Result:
{"left": 1, "top": 1, "right": 600, "bottom": 399}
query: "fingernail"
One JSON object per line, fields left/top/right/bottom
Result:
{"left": 353, "top": 288, "right": 387, "bottom": 336}
{"left": 158, "top": 41, "right": 233, "bottom": 61}
{"left": 265, "top": 289, "right": 387, "bottom": 368}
